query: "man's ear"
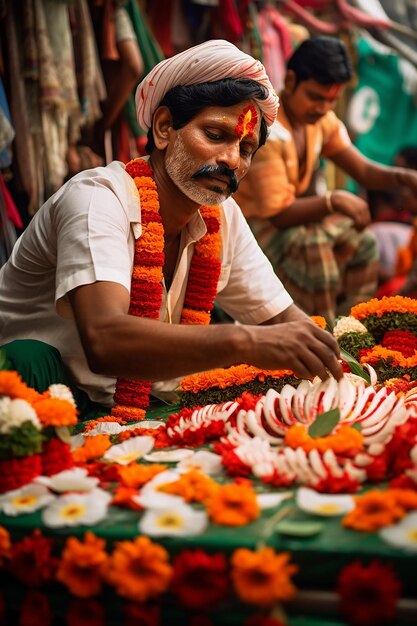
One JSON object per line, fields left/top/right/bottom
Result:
{"left": 152, "top": 106, "right": 175, "bottom": 150}
{"left": 284, "top": 70, "right": 297, "bottom": 95}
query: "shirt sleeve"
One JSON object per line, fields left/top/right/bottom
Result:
{"left": 235, "top": 137, "right": 296, "bottom": 219}
{"left": 215, "top": 199, "right": 293, "bottom": 324}
{"left": 320, "top": 111, "right": 352, "bottom": 158}
{"left": 53, "top": 176, "right": 133, "bottom": 305}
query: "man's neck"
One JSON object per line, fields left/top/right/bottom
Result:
{"left": 280, "top": 95, "right": 302, "bottom": 131}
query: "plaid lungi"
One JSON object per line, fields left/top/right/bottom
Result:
{"left": 250, "top": 213, "right": 379, "bottom": 321}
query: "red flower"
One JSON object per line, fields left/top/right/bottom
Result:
{"left": 171, "top": 549, "right": 229, "bottom": 610}
{"left": 338, "top": 560, "right": 401, "bottom": 626}
{"left": 0, "top": 455, "right": 41, "bottom": 494}
{"left": 314, "top": 473, "right": 360, "bottom": 494}
{"left": 66, "top": 599, "right": 105, "bottom": 626}
{"left": 19, "top": 591, "right": 52, "bottom": 626}
{"left": 10, "top": 530, "right": 56, "bottom": 587}
{"left": 123, "top": 603, "right": 161, "bottom": 626}
{"left": 41, "top": 437, "right": 74, "bottom": 475}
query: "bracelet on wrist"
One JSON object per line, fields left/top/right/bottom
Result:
{"left": 325, "top": 190, "right": 334, "bottom": 212}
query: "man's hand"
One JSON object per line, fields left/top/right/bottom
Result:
{"left": 330, "top": 189, "right": 371, "bottom": 231}
{"left": 245, "top": 317, "right": 343, "bottom": 382}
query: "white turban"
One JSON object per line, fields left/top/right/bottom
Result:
{"left": 135, "top": 39, "right": 279, "bottom": 133}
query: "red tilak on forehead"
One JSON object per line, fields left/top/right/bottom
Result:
{"left": 323, "top": 84, "right": 343, "bottom": 99}
{"left": 235, "top": 104, "right": 258, "bottom": 142}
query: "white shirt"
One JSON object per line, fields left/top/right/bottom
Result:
{"left": 0, "top": 161, "right": 292, "bottom": 407}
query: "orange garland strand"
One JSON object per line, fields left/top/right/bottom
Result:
{"left": 112, "top": 159, "right": 222, "bottom": 421}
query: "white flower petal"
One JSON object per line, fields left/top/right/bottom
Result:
{"left": 176, "top": 450, "right": 223, "bottom": 475}
{"left": 380, "top": 512, "right": 417, "bottom": 552}
{"left": 0, "top": 398, "right": 41, "bottom": 434}
{"left": 41, "top": 489, "right": 111, "bottom": 527}
{"left": 144, "top": 448, "right": 194, "bottom": 463}
{"left": 296, "top": 487, "right": 355, "bottom": 516}
{"left": 87, "top": 422, "right": 123, "bottom": 436}
{"left": 70, "top": 433, "right": 85, "bottom": 450}
{"left": 48, "top": 384, "right": 76, "bottom": 406}
{"left": 35, "top": 467, "right": 99, "bottom": 492}
{"left": 139, "top": 504, "right": 208, "bottom": 537}
{"left": 102, "top": 436, "right": 154, "bottom": 465}
{"left": 256, "top": 492, "right": 292, "bottom": 510}
{"left": 125, "top": 420, "right": 164, "bottom": 430}
{"left": 0, "top": 484, "right": 55, "bottom": 516}
{"left": 135, "top": 470, "right": 184, "bottom": 508}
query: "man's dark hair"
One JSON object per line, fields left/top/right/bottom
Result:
{"left": 287, "top": 36, "right": 353, "bottom": 86}
{"left": 145, "top": 78, "right": 269, "bottom": 154}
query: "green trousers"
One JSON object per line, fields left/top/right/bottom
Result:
{"left": 1, "top": 339, "right": 108, "bottom": 420}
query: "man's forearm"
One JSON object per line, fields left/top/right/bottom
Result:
{"left": 270, "top": 195, "right": 330, "bottom": 228}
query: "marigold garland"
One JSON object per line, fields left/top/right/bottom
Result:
{"left": 350, "top": 296, "right": 417, "bottom": 319}
{"left": 112, "top": 158, "right": 222, "bottom": 422}
{"left": 180, "top": 364, "right": 295, "bottom": 393}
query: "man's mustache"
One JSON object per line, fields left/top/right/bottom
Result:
{"left": 191, "top": 164, "right": 238, "bottom": 194}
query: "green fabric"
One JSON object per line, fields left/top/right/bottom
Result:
{"left": 1, "top": 339, "right": 108, "bottom": 420}
{"left": 347, "top": 36, "right": 417, "bottom": 193}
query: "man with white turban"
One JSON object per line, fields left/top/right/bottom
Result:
{"left": 0, "top": 39, "right": 341, "bottom": 419}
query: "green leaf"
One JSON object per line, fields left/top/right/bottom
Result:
{"left": 308, "top": 408, "right": 340, "bottom": 438}
{"left": 0, "top": 350, "right": 7, "bottom": 370}
{"left": 340, "top": 348, "right": 371, "bottom": 384}
{"left": 351, "top": 422, "right": 362, "bottom": 432}
{"left": 275, "top": 519, "right": 324, "bottom": 537}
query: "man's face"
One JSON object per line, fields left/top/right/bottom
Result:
{"left": 165, "top": 100, "right": 261, "bottom": 206}
{"left": 286, "top": 78, "right": 343, "bottom": 125}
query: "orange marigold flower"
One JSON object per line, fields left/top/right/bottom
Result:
{"left": 181, "top": 309, "right": 211, "bottom": 325}
{"left": 197, "top": 232, "right": 222, "bottom": 257}
{"left": 104, "top": 536, "right": 172, "bottom": 602}
{"left": 350, "top": 296, "right": 417, "bottom": 320}
{"left": 343, "top": 490, "right": 405, "bottom": 532}
{"left": 284, "top": 424, "right": 364, "bottom": 455}
{"left": 0, "top": 370, "right": 40, "bottom": 403}
{"left": 118, "top": 463, "right": 167, "bottom": 488}
{"left": 72, "top": 434, "right": 111, "bottom": 463}
{"left": 158, "top": 470, "right": 218, "bottom": 503}
{"left": 389, "top": 488, "right": 417, "bottom": 511}
{"left": 56, "top": 532, "right": 108, "bottom": 598}
{"left": 33, "top": 397, "right": 78, "bottom": 427}
{"left": 310, "top": 316, "right": 327, "bottom": 329}
{"left": 111, "top": 406, "right": 146, "bottom": 421}
{"left": 112, "top": 486, "right": 142, "bottom": 511}
{"left": 132, "top": 265, "right": 163, "bottom": 283}
{"left": 180, "top": 364, "right": 294, "bottom": 393}
{"left": 0, "top": 526, "right": 11, "bottom": 565}
{"left": 360, "top": 345, "right": 417, "bottom": 369}
{"left": 231, "top": 547, "right": 297, "bottom": 606}
{"left": 206, "top": 482, "right": 259, "bottom": 526}
{"left": 83, "top": 416, "right": 126, "bottom": 433}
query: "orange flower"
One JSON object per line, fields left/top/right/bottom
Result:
{"left": 104, "top": 536, "right": 172, "bottom": 602}
{"left": 310, "top": 316, "right": 326, "bottom": 329}
{"left": 33, "top": 397, "right": 78, "bottom": 427}
{"left": 180, "top": 364, "right": 294, "bottom": 393}
{"left": 180, "top": 309, "right": 211, "bottom": 325}
{"left": 197, "top": 232, "right": 222, "bottom": 257}
{"left": 56, "top": 532, "right": 108, "bottom": 598}
{"left": 118, "top": 463, "right": 167, "bottom": 488}
{"left": 112, "top": 486, "right": 142, "bottom": 511}
{"left": 132, "top": 265, "right": 163, "bottom": 282}
{"left": 84, "top": 416, "right": 126, "bottom": 433}
{"left": 343, "top": 490, "right": 405, "bottom": 532}
{"left": 284, "top": 424, "right": 364, "bottom": 455}
{"left": 206, "top": 482, "right": 259, "bottom": 526}
{"left": 158, "top": 470, "right": 218, "bottom": 503}
{"left": 360, "top": 345, "right": 417, "bottom": 368}
{"left": 231, "top": 547, "right": 297, "bottom": 606}
{"left": 389, "top": 488, "right": 417, "bottom": 511}
{"left": 0, "top": 370, "right": 40, "bottom": 403}
{"left": 111, "top": 406, "right": 146, "bottom": 421}
{"left": 0, "top": 526, "right": 11, "bottom": 565}
{"left": 72, "top": 434, "right": 111, "bottom": 463}
{"left": 350, "top": 296, "right": 417, "bottom": 320}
